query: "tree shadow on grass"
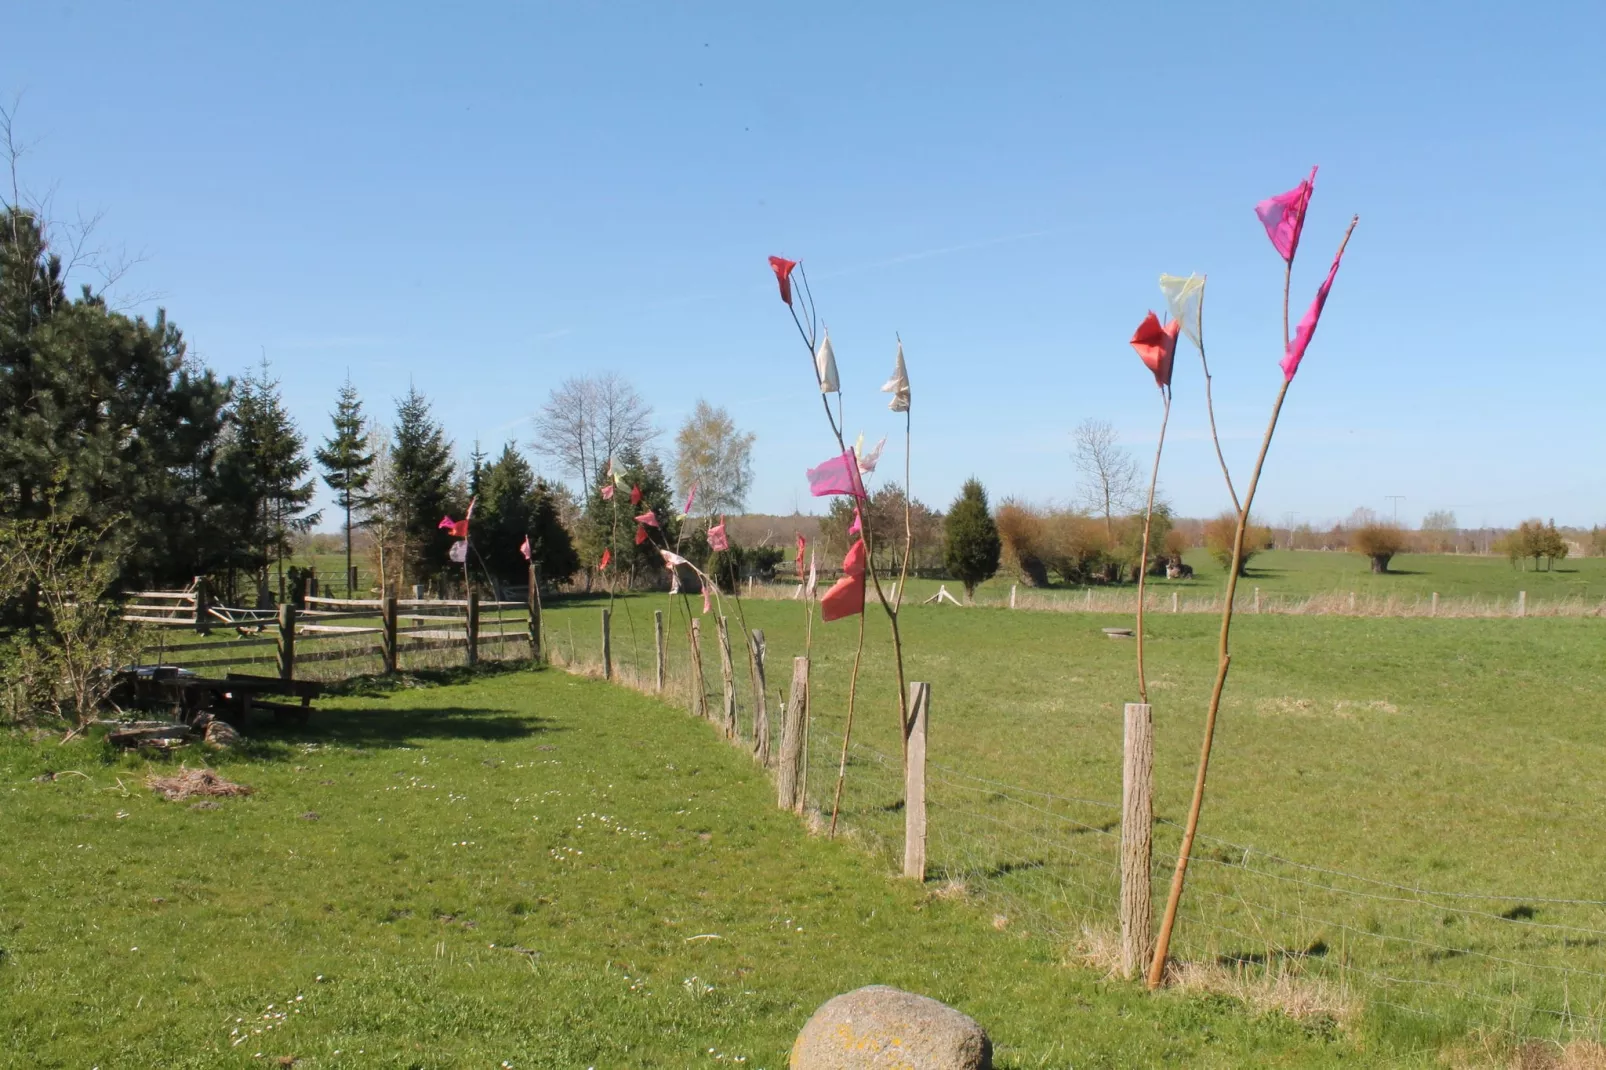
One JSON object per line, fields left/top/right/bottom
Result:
{"left": 258, "top": 704, "right": 564, "bottom": 750}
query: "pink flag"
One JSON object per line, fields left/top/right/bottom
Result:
{"left": 820, "top": 538, "right": 867, "bottom": 622}
{"left": 1281, "top": 241, "right": 1348, "bottom": 382}
{"left": 848, "top": 507, "right": 862, "bottom": 535}
{"left": 599, "top": 549, "right": 612, "bottom": 571}
{"left": 635, "top": 510, "right": 658, "bottom": 527}
{"left": 600, "top": 484, "right": 615, "bottom": 501}
{"left": 520, "top": 535, "right": 532, "bottom": 560}
{"left": 769, "top": 255, "right": 798, "bottom": 306}
{"left": 629, "top": 485, "right": 642, "bottom": 506}
{"left": 439, "top": 514, "right": 469, "bottom": 539}
{"left": 634, "top": 524, "right": 648, "bottom": 545}
{"left": 1255, "top": 167, "right": 1317, "bottom": 263}
{"left": 1130, "top": 311, "right": 1180, "bottom": 390}
{"left": 708, "top": 517, "right": 729, "bottom": 552}
{"left": 682, "top": 483, "right": 697, "bottom": 517}
{"left": 702, "top": 587, "right": 712, "bottom": 615}
{"left": 806, "top": 451, "right": 866, "bottom": 499}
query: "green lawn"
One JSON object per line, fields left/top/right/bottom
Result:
{"left": 539, "top": 588, "right": 1606, "bottom": 1055}
{"left": 0, "top": 668, "right": 1390, "bottom": 1069}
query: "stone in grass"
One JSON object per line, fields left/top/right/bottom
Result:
{"left": 791, "top": 985, "right": 992, "bottom": 1070}
{"left": 203, "top": 720, "right": 242, "bottom": 749}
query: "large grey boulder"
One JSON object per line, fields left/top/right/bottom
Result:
{"left": 203, "top": 720, "right": 242, "bottom": 749}
{"left": 791, "top": 985, "right": 992, "bottom": 1069}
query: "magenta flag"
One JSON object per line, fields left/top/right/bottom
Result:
{"left": 1281, "top": 242, "right": 1348, "bottom": 382}
{"left": 848, "top": 507, "right": 862, "bottom": 535}
{"left": 806, "top": 451, "right": 866, "bottom": 499}
{"left": 1255, "top": 166, "right": 1317, "bottom": 263}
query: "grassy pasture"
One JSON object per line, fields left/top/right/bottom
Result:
{"left": 1, "top": 669, "right": 1386, "bottom": 1069}
{"left": 539, "top": 587, "right": 1606, "bottom": 1053}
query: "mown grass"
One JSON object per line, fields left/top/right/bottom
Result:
{"left": 541, "top": 588, "right": 1606, "bottom": 1056}
{"left": 0, "top": 668, "right": 1393, "bottom": 1069}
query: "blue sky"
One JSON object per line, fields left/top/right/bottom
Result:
{"left": 11, "top": 2, "right": 1604, "bottom": 530}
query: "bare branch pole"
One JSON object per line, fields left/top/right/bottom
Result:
{"left": 1193, "top": 283, "right": 1241, "bottom": 513}
{"left": 1135, "top": 389, "right": 1172, "bottom": 704}
{"left": 1148, "top": 216, "right": 1359, "bottom": 989}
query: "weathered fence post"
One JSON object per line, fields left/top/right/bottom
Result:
{"left": 465, "top": 590, "right": 480, "bottom": 667}
{"left": 381, "top": 593, "right": 398, "bottom": 673}
{"left": 1348, "top": 591, "right": 1357, "bottom": 613}
{"left": 1254, "top": 586, "right": 1261, "bottom": 614}
{"left": 653, "top": 610, "right": 666, "bottom": 692}
{"left": 1085, "top": 588, "right": 1093, "bottom": 610}
{"left": 194, "top": 577, "right": 211, "bottom": 635}
{"left": 1120, "top": 701, "right": 1155, "bottom": 979}
{"left": 1010, "top": 584, "right": 1017, "bottom": 609}
{"left": 689, "top": 619, "right": 707, "bottom": 717}
{"left": 903, "top": 682, "right": 931, "bottom": 881}
{"left": 776, "top": 656, "right": 809, "bottom": 813}
{"left": 750, "top": 629, "right": 769, "bottom": 765}
{"left": 348, "top": 565, "right": 359, "bottom": 598}
{"left": 716, "top": 616, "right": 737, "bottom": 739}
{"left": 526, "top": 562, "right": 542, "bottom": 661}
{"left": 600, "top": 608, "right": 613, "bottom": 680}
{"left": 1171, "top": 591, "right": 1179, "bottom": 614}
{"left": 1518, "top": 590, "right": 1527, "bottom": 618}
{"left": 277, "top": 603, "right": 296, "bottom": 682}
{"left": 1430, "top": 591, "right": 1439, "bottom": 617}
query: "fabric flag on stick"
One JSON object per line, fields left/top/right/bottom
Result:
{"left": 815, "top": 330, "right": 840, "bottom": 393}
{"left": 806, "top": 451, "right": 866, "bottom": 498}
{"left": 634, "top": 524, "right": 648, "bottom": 546}
{"left": 769, "top": 255, "right": 797, "bottom": 306}
{"left": 682, "top": 483, "right": 697, "bottom": 518}
{"left": 635, "top": 510, "right": 658, "bottom": 527}
{"left": 1130, "top": 311, "right": 1180, "bottom": 390}
{"left": 448, "top": 540, "right": 469, "bottom": 564}
{"left": 599, "top": 549, "right": 612, "bottom": 571}
{"left": 1281, "top": 240, "right": 1348, "bottom": 382}
{"left": 519, "top": 535, "right": 532, "bottom": 561}
{"left": 1255, "top": 167, "right": 1318, "bottom": 263}
{"left": 820, "top": 538, "right": 867, "bottom": 622}
{"left": 795, "top": 534, "right": 806, "bottom": 576}
{"left": 600, "top": 484, "right": 615, "bottom": 501}
{"left": 806, "top": 548, "right": 817, "bottom": 598}
{"left": 629, "top": 485, "right": 642, "bottom": 506}
{"left": 439, "top": 514, "right": 470, "bottom": 539}
{"left": 708, "top": 517, "right": 729, "bottom": 552}
{"left": 848, "top": 507, "right": 862, "bottom": 535}
{"left": 702, "top": 587, "right": 711, "bottom": 615}
{"left": 882, "top": 341, "right": 911, "bottom": 412}
{"left": 660, "top": 548, "right": 690, "bottom": 568}
{"left": 857, "top": 436, "right": 887, "bottom": 475}
{"left": 1158, "top": 274, "right": 1206, "bottom": 350}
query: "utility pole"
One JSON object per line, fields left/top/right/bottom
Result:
{"left": 1385, "top": 496, "right": 1405, "bottom": 524}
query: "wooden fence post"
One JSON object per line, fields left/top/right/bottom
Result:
{"left": 1010, "top": 584, "right": 1017, "bottom": 609}
{"left": 1171, "top": 591, "right": 1179, "bottom": 614}
{"left": 716, "top": 616, "right": 737, "bottom": 739}
{"left": 601, "top": 608, "right": 612, "bottom": 680}
{"left": 689, "top": 619, "right": 707, "bottom": 717}
{"left": 903, "top": 682, "right": 931, "bottom": 881}
{"left": 1518, "top": 590, "right": 1527, "bottom": 618}
{"left": 1348, "top": 591, "right": 1356, "bottom": 613}
{"left": 466, "top": 591, "right": 480, "bottom": 667}
{"left": 1120, "top": 701, "right": 1155, "bottom": 979}
{"left": 348, "top": 565, "right": 359, "bottom": 598}
{"left": 194, "top": 578, "right": 211, "bottom": 635}
{"left": 776, "top": 656, "right": 809, "bottom": 813}
{"left": 381, "top": 594, "right": 398, "bottom": 673}
{"left": 277, "top": 603, "right": 296, "bottom": 682}
{"left": 1254, "top": 587, "right": 1261, "bottom": 614}
{"left": 654, "top": 610, "right": 666, "bottom": 692}
{"left": 1430, "top": 591, "right": 1439, "bottom": 617}
{"left": 750, "top": 629, "right": 769, "bottom": 765}
{"left": 527, "top": 562, "right": 542, "bottom": 662}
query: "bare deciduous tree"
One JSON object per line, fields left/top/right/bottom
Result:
{"left": 1072, "top": 418, "right": 1141, "bottom": 539}
{"left": 531, "top": 373, "right": 657, "bottom": 492}
{"left": 673, "top": 400, "right": 754, "bottom": 518}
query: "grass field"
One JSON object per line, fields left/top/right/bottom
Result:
{"left": 535, "top": 586, "right": 1606, "bottom": 1057}
{"left": 0, "top": 668, "right": 1395, "bottom": 1069}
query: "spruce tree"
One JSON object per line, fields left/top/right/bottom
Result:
{"left": 943, "top": 477, "right": 1001, "bottom": 599}
{"left": 314, "top": 379, "right": 376, "bottom": 597}
{"left": 389, "top": 385, "right": 457, "bottom": 585}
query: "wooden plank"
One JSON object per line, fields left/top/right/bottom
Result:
{"left": 304, "top": 596, "right": 384, "bottom": 607}
{"left": 903, "top": 682, "right": 931, "bottom": 881}
{"left": 298, "top": 624, "right": 383, "bottom": 635}
{"left": 128, "top": 591, "right": 199, "bottom": 600}
{"left": 1120, "top": 701, "right": 1155, "bottom": 979}
{"left": 122, "top": 615, "right": 200, "bottom": 625}
{"left": 140, "top": 636, "right": 278, "bottom": 654}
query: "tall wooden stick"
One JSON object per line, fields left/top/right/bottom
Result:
{"left": 1148, "top": 217, "right": 1358, "bottom": 989}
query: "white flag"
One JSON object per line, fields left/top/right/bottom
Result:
{"left": 806, "top": 548, "right": 818, "bottom": 598}
{"left": 881, "top": 341, "right": 911, "bottom": 412}
{"left": 1158, "top": 273, "right": 1206, "bottom": 350}
{"left": 815, "top": 330, "right": 840, "bottom": 394}
{"left": 448, "top": 540, "right": 468, "bottom": 563}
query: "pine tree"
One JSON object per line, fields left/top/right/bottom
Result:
{"left": 314, "top": 379, "right": 375, "bottom": 597}
{"left": 476, "top": 442, "right": 536, "bottom": 584}
{"left": 389, "top": 385, "right": 457, "bottom": 586}
{"left": 577, "top": 446, "right": 677, "bottom": 588}
{"left": 943, "top": 478, "right": 1001, "bottom": 599}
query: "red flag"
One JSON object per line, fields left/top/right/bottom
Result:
{"left": 519, "top": 535, "right": 532, "bottom": 561}
{"left": 768, "top": 255, "right": 797, "bottom": 306}
{"left": 629, "top": 485, "right": 642, "bottom": 506}
{"left": 438, "top": 515, "right": 470, "bottom": 539}
{"left": 634, "top": 510, "right": 658, "bottom": 527}
{"left": 820, "top": 538, "right": 867, "bottom": 622}
{"left": 599, "top": 548, "right": 612, "bottom": 570}
{"left": 634, "top": 524, "right": 648, "bottom": 545}
{"left": 1130, "top": 311, "right": 1180, "bottom": 390}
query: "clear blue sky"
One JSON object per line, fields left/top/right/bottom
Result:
{"left": 11, "top": 2, "right": 1605, "bottom": 530}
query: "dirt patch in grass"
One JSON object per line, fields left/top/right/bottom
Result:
{"left": 146, "top": 767, "right": 254, "bottom": 802}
